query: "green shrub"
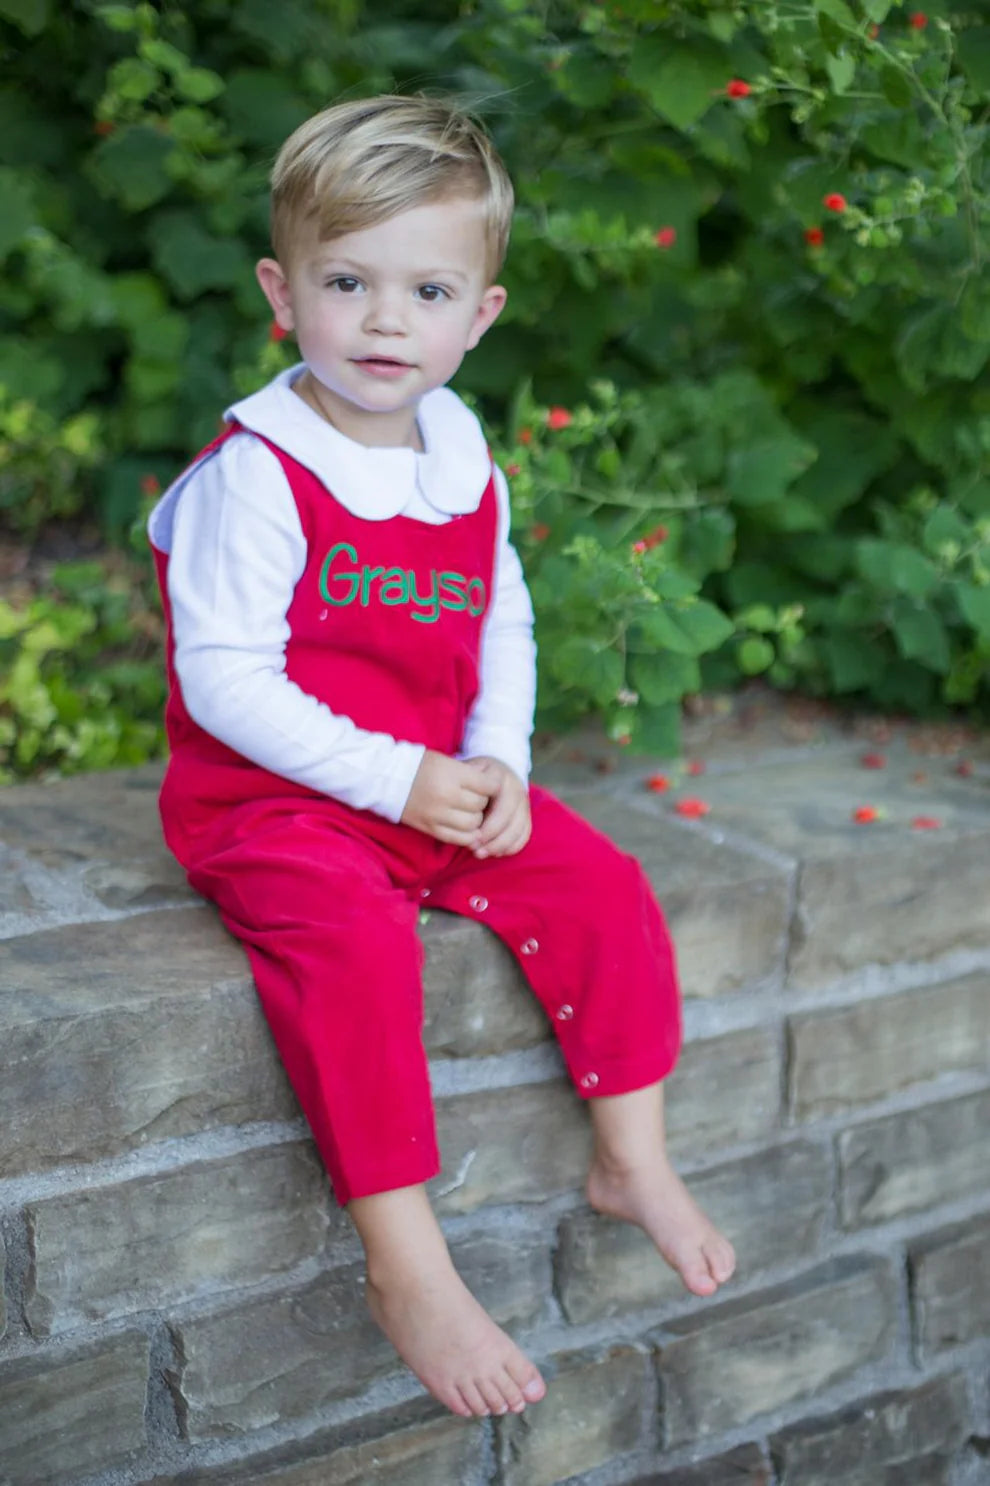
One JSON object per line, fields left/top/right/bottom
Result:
{"left": 1, "top": 0, "right": 988, "bottom": 775}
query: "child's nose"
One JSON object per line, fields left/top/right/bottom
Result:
{"left": 364, "top": 290, "right": 407, "bottom": 335}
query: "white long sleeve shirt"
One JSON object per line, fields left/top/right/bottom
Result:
{"left": 147, "top": 365, "right": 537, "bottom": 823}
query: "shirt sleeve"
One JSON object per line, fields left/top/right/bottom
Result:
{"left": 166, "top": 434, "right": 426, "bottom": 822}
{"left": 458, "top": 466, "right": 537, "bottom": 781}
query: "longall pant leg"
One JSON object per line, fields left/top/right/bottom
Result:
{"left": 427, "top": 786, "right": 682, "bottom": 1097}
{"left": 184, "top": 809, "right": 439, "bottom": 1204}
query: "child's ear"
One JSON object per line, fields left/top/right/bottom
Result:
{"left": 466, "top": 284, "right": 507, "bottom": 351}
{"left": 256, "top": 258, "right": 295, "bottom": 333}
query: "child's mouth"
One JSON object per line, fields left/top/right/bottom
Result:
{"left": 354, "top": 356, "right": 412, "bottom": 379}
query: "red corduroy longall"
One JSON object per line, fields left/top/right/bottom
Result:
{"left": 152, "top": 424, "right": 682, "bottom": 1203}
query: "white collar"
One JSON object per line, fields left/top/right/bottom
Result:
{"left": 224, "top": 365, "right": 491, "bottom": 521}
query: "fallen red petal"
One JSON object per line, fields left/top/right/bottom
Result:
{"left": 860, "top": 752, "right": 886, "bottom": 769}
{"left": 852, "top": 806, "right": 879, "bottom": 824}
{"left": 955, "top": 759, "right": 973, "bottom": 777}
{"left": 911, "top": 816, "right": 942, "bottom": 830}
{"left": 645, "top": 774, "right": 671, "bottom": 793}
{"left": 675, "top": 797, "right": 711, "bottom": 818}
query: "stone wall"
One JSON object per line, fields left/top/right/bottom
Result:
{"left": 1, "top": 741, "right": 989, "bottom": 1485}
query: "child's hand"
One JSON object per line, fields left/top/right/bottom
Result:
{"left": 402, "top": 750, "right": 492, "bottom": 847}
{"left": 466, "top": 757, "right": 532, "bottom": 859}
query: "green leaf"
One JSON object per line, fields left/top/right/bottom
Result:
{"left": 553, "top": 635, "right": 623, "bottom": 705}
{"left": 922, "top": 506, "right": 969, "bottom": 557}
{"left": 176, "top": 67, "right": 226, "bottom": 104}
{"left": 150, "top": 211, "right": 250, "bottom": 299}
{"left": 856, "top": 539, "right": 939, "bottom": 597}
{"left": 0, "top": 166, "right": 36, "bottom": 261}
{"left": 726, "top": 428, "right": 817, "bottom": 505}
{"left": 956, "top": 583, "right": 990, "bottom": 639}
{"left": 0, "top": 0, "right": 49, "bottom": 35}
{"left": 890, "top": 600, "right": 950, "bottom": 673}
{"left": 109, "top": 58, "right": 160, "bottom": 104}
{"left": 823, "top": 632, "right": 885, "bottom": 692}
{"left": 89, "top": 126, "right": 174, "bottom": 211}
{"left": 825, "top": 51, "right": 856, "bottom": 94}
{"left": 628, "top": 651, "right": 700, "bottom": 705}
{"left": 627, "top": 37, "right": 729, "bottom": 131}
{"left": 956, "top": 26, "right": 990, "bottom": 98}
{"left": 639, "top": 599, "right": 734, "bottom": 656}
{"left": 880, "top": 64, "right": 913, "bottom": 109}
{"left": 816, "top": 0, "right": 857, "bottom": 24}
{"left": 862, "top": 0, "right": 893, "bottom": 19}
{"left": 630, "top": 700, "right": 681, "bottom": 758}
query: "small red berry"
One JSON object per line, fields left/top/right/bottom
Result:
{"left": 616, "top": 733, "right": 632, "bottom": 747}
{"left": 93, "top": 119, "right": 116, "bottom": 137}
{"left": 530, "top": 523, "right": 551, "bottom": 542}
{"left": 546, "top": 406, "right": 572, "bottom": 431}
{"left": 868, "top": 23, "right": 880, "bottom": 39}
{"left": 687, "top": 760, "right": 706, "bottom": 776}
{"left": 675, "top": 797, "right": 711, "bottom": 818}
{"left": 654, "top": 227, "right": 677, "bottom": 249}
{"left": 140, "top": 474, "right": 161, "bottom": 497}
{"left": 852, "top": 805, "right": 879, "bottom": 824}
{"left": 641, "top": 524, "right": 668, "bottom": 550}
{"left": 824, "top": 193, "right": 848, "bottom": 213}
{"left": 506, "top": 463, "right": 521, "bottom": 477}
{"left": 632, "top": 540, "right": 648, "bottom": 555}
{"left": 725, "top": 79, "right": 751, "bottom": 98}
{"left": 646, "top": 774, "right": 671, "bottom": 793}
{"left": 518, "top": 427, "right": 533, "bottom": 445}
{"left": 860, "top": 752, "right": 886, "bottom": 769}
{"left": 911, "top": 815, "right": 942, "bottom": 830}
{"left": 805, "top": 227, "right": 825, "bottom": 247}
{"left": 269, "top": 321, "right": 288, "bottom": 342}
{"left": 909, "top": 11, "right": 928, "bottom": 28}
{"left": 955, "top": 759, "right": 973, "bottom": 777}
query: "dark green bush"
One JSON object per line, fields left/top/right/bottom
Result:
{"left": 1, "top": 0, "right": 989, "bottom": 777}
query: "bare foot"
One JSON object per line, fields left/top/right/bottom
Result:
{"left": 365, "top": 1258, "right": 546, "bottom": 1418}
{"left": 586, "top": 1153, "right": 736, "bottom": 1298}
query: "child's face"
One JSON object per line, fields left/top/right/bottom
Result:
{"left": 257, "top": 196, "right": 506, "bottom": 447}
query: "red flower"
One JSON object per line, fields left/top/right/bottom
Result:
{"left": 805, "top": 227, "right": 825, "bottom": 248}
{"left": 675, "top": 797, "right": 710, "bottom": 818}
{"left": 518, "top": 427, "right": 533, "bottom": 445}
{"left": 654, "top": 227, "right": 677, "bottom": 249}
{"left": 860, "top": 752, "right": 886, "bottom": 769}
{"left": 530, "top": 523, "right": 551, "bottom": 542}
{"left": 632, "top": 540, "right": 648, "bottom": 555}
{"left": 687, "top": 760, "right": 706, "bottom": 776}
{"left": 646, "top": 773, "right": 671, "bottom": 793}
{"left": 725, "top": 79, "right": 751, "bottom": 98}
{"left": 546, "top": 406, "right": 572, "bottom": 431}
{"left": 868, "top": 23, "right": 880, "bottom": 39}
{"left": 643, "top": 524, "right": 669, "bottom": 550}
{"left": 269, "top": 320, "right": 288, "bottom": 342}
{"left": 955, "top": 759, "right": 973, "bottom": 777}
{"left": 93, "top": 119, "right": 116, "bottom": 137}
{"left": 909, "top": 11, "right": 928, "bottom": 28}
{"left": 140, "top": 474, "right": 161, "bottom": 497}
{"left": 852, "top": 806, "right": 879, "bottom": 824}
{"left": 824, "top": 193, "right": 848, "bottom": 213}
{"left": 506, "top": 463, "right": 521, "bottom": 477}
{"left": 912, "top": 816, "right": 942, "bottom": 830}
{"left": 616, "top": 733, "right": 632, "bottom": 746}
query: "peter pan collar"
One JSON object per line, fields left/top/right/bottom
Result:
{"left": 224, "top": 364, "right": 491, "bottom": 521}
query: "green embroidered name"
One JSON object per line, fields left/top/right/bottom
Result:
{"left": 318, "top": 542, "right": 486, "bottom": 625}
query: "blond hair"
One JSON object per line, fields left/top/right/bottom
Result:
{"left": 269, "top": 94, "right": 514, "bottom": 281}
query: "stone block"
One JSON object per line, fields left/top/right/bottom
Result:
{"left": 420, "top": 910, "right": 546, "bottom": 1056}
{"left": 656, "top": 1257, "right": 897, "bottom": 1446}
{"left": 431, "top": 1081, "right": 592, "bottom": 1215}
{"left": 789, "top": 973, "right": 989, "bottom": 1119}
{"left": 26, "top": 1141, "right": 330, "bottom": 1336}
{"left": 770, "top": 1372, "right": 970, "bottom": 1486}
{"left": 0, "top": 1230, "right": 5, "bottom": 1341}
{"left": 173, "top": 1230, "right": 548, "bottom": 1440}
{"left": 145, "top": 1403, "right": 483, "bottom": 1485}
{"left": 664, "top": 1025, "right": 782, "bottom": 1157}
{"left": 556, "top": 1139, "right": 830, "bottom": 1323}
{"left": 624, "top": 752, "right": 990, "bottom": 990}
{"left": 0, "top": 1329, "right": 149, "bottom": 1483}
{"left": 497, "top": 1345, "right": 651, "bottom": 1486}
{"left": 910, "top": 1214, "right": 990, "bottom": 1356}
{"left": 1, "top": 910, "right": 300, "bottom": 1175}
{"left": 629, "top": 1444, "right": 770, "bottom": 1485}
{"left": 839, "top": 1088, "right": 990, "bottom": 1228}
{"left": 558, "top": 791, "right": 791, "bottom": 998}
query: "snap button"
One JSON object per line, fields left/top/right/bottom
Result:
{"left": 419, "top": 888, "right": 431, "bottom": 899}
{"left": 520, "top": 937, "right": 539, "bottom": 956}
{"left": 555, "top": 1004, "right": 574, "bottom": 1021}
{"left": 580, "top": 1072, "right": 600, "bottom": 1090}
{"left": 469, "top": 894, "right": 489, "bottom": 912}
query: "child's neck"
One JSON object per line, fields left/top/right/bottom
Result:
{"left": 294, "top": 371, "right": 424, "bottom": 452}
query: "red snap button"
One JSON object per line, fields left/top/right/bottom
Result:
{"left": 419, "top": 888, "right": 431, "bottom": 899}
{"left": 580, "top": 1072, "right": 600, "bottom": 1090}
{"left": 469, "top": 894, "right": 489, "bottom": 912}
{"left": 556, "top": 1004, "right": 574, "bottom": 1021}
{"left": 520, "top": 937, "right": 539, "bottom": 956}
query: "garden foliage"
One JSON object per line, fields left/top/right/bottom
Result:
{"left": 1, "top": 0, "right": 989, "bottom": 775}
